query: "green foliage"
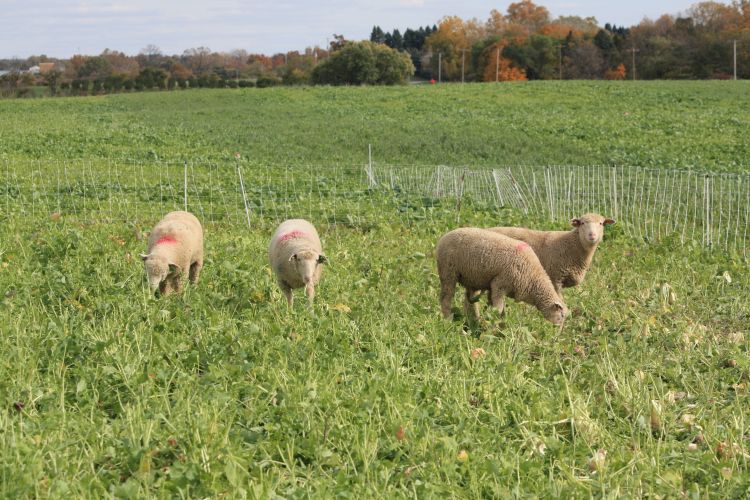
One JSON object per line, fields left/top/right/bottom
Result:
{"left": 504, "top": 35, "right": 558, "bottom": 80}
{"left": 311, "top": 41, "right": 415, "bottom": 85}
{"left": 0, "top": 82, "right": 747, "bottom": 171}
{"left": 256, "top": 75, "right": 281, "bottom": 88}
{"left": 0, "top": 82, "right": 749, "bottom": 496}
{"left": 0, "top": 207, "right": 748, "bottom": 497}
{"left": 136, "top": 68, "right": 168, "bottom": 90}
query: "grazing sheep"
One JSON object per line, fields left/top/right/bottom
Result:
{"left": 140, "top": 211, "right": 204, "bottom": 296}
{"left": 436, "top": 228, "right": 567, "bottom": 326}
{"left": 487, "top": 213, "right": 615, "bottom": 297}
{"left": 269, "top": 219, "right": 327, "bottom": 308}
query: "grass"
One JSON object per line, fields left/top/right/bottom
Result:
{"left": 0, "top": 81, "right": 749, "bottom": 171}
{"left": 0, "top": 82, "right": 749, "bottom": 497}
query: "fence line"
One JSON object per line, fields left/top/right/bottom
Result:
{"left": 1, "top": 158, "right": 748, "bottom": 255}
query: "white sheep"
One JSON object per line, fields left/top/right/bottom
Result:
{"left": 268, "top": 219, "right": 327, "bottom": 308}
{"left": 140, "top": 211, "right": 204, "bottom": 296}
{"left": 436, "top": 227, "right": 568, "bottom": 325}
{"left": 487, "top": 213, "right": 615, "bottom": 297}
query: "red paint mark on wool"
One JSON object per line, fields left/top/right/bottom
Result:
{"left": 515, "top": 242, "right": 529, "bottom": 252}
{"left": 155, "top": 236, "right": 179, "bottom": 245}
{"left": 277, "top": 230, "right": 309, "bottom": 243}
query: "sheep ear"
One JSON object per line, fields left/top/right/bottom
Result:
{"left": 604, "top": 218, "right": 615, "bottom": 225}
{"left": 553, "top": 302, "right": 564, "bottom": 310}
{"left": 168, "top": 263, "right": 180, "bottom": 274}
{"left": 317, "top": 254, "right": 328, "bottom": 265}
{"left": 288, "top": 253, "right": 297, "bottom": 262}
{"left": 570, "top": 218, "right": 582, "bottom": 227}
{"left": 140, "top": 253, "right": 150, "bottom": 261}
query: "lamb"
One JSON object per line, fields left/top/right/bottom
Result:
{"left": 486, "top": 213, "right": 615, "bottom": 297}
{"left": 436, "top": 227, "right": 568, "bottom": 326}
{"left": 140, "top": 211, "right": 204, "bottom": 296}
{"left": 268, "top": 219, "right": 327, "bottom": 308}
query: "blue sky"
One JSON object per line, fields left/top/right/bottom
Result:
{"left": 0, "top": 1, "right": 731, "bottom": 59}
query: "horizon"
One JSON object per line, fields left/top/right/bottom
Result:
{"left": 1, "top": 0, "right": 734, "bottom": 60}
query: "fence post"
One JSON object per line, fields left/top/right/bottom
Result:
{"left": 365, "top": 144, "right": 376, "bottom": 188}
{"left": 456, "top": 169, "right": 467, "bottom": 223}
{"left": 703, "top": 174, "right": 711, "bottom": 247}
{"left": 235, "top": 154, "right": 252, "bottom": 229}
{"left": 183, "top": 160, "right": 188, "bottom": 211}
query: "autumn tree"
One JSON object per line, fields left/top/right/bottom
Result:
{"left": 138, "top": 44, "right": 163, "bottom": 68}
{"left": 182, "top": 47, "right": 214, "bottom": 75}
{"left": 604, "top": 63, "right": 626, "bottom": 79}
{"left": 426, "top": 16, "right": 485, "bottom": 80}
{"left": 101, "top": 49, "right": 140, "bottom": 78}
{"left": 77, "top": 56, "right": 112, "bottom": 80}
{"left": 565, "top": 40, "right": 605, "bottom": 79}
{"left": 506, "top": 0, "right": 551, "bottom": 34}
{"left": 486, "top": 9, "right": 508, "bottom": 35}
{"left": 480, "top": 39, "right": 527, "bottom": 81}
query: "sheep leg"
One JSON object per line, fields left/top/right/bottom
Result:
{"left": 159, "top": 279, "right": 172, "bottom": 296}
{"left": 172, "top": 273, "right": 184, "bottom": 294}
{"left": 189, "top": 260, "right": 203, "bottom": 284}
{"left": 279, "top": 281, "right": 293, "bottom": 307}
{"left": 439, "top": 278, "right": 456, "bottom": 320}
{"left": 305, "top": 284, "right": 315, "bottom": 309}
{"left": 489, "top": 278, "right": 506, "bottom": 316}
{"left": 463, "top": 288, "right": 481, "bottom": 323}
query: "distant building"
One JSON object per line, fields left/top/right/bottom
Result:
{"left": 27, "top": 65, "right": 41, "bottom": 75}
{"left": 39, "top": 62, "right": 55, "bottom": 73}
{"left": 0, "top": 70, "right": 10, "bottom": 77}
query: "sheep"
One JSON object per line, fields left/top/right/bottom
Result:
{"left": 268, "top": 219, "right": 327, "bottom": 308}
{"left": 140, "top": 211, "right": 204, "bottom": 296}
{"left": 436, "top": 227, "right": 568, "bottom": 326}
{"left": 486, "top": 213, "right": 615, "bottom": 297}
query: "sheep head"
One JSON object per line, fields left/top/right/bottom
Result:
{"left": 543, "top": 301, "right": 568, "bottom": 326}
{"left": 140, "top": 253, "right": 179, "bottom": 291}
{"left": 289, "top": 250, "right": 327, "bottom": 285}
{"left": 571, "top": 213, "right": 615, "bottom": 247}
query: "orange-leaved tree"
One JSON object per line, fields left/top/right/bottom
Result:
{"left": 481, "top": 39, "right": 528, "bottom": 81}
{"left": 604, "top": 63, "right": 626, "bottom": 80}
{"left": 426, "top": 15, "right": 486, "bottom": 80}
{"left": 506, "top": 0, "right": 551, "bottom": 34}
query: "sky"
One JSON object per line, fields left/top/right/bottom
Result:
{"left": 0, "top": 0, "right": 733, "bottom": 59}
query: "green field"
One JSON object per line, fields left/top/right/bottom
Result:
{"left": 1, "top": 81, "right": 749, "bottom": 170}
{"left": 1, "top": 83, "right": 749, "bottom": 497}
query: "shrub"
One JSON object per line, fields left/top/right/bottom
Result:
{"left": 311, "top": 41, "right": 415, "bottom": 85}
{"left": 256, "top": 75, "right": 282, "bottom": 88}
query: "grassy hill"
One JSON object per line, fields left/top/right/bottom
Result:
{"left": 1, "top": 81, "right": 749, "bottom": 171}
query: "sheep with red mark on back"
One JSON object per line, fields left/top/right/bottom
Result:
{"left": 436, "top": 227, "right": 567, "bottom": 326}
{"left": 140, "top": 211, "right": 204, "bottom": 296}
{"left": 269, "top": 219, "right": 327, "bottom": 309}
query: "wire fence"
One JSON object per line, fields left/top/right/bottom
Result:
{"left": 1, "top": 158, "right": 748, "bottom": 255}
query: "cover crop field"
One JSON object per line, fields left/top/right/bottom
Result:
{"left": 0, "top": 82, "right": 749, "bottom": 497}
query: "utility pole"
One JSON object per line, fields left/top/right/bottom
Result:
{"left": 733, "top": 39, "right": 737, "bottom": 80}
{"left": 438, "top": 52, "right": 442, "bottom": 83}
{"left": 495, "top": 47, "right": 500, "bottom": 83}
{"left": 556, "top": 44, "right": 563, "bottom": 80}
{"left": 629, "top": 47, "right": 639, "bottom": 80}
{"left": 460, "top": 48, "right": 469, "bottom": 83}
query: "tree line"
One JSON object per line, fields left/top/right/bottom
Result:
{"left": 390, "top": 0, "right": 750, "bottom": 81}
{"left": 1, "top": 0, "right": 748, "bottom": 98}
